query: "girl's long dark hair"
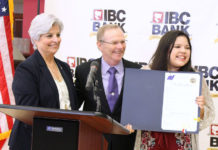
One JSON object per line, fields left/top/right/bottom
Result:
{"left": 150, "top": 30, "right": 194, "bottom": 72}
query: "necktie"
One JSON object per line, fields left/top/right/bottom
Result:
{"left": 107, "top": 67, "right": 119, "bottom": 112}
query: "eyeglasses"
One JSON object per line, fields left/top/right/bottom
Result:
{"left": 100, "top": 40, "right": 127, "bottom": 45}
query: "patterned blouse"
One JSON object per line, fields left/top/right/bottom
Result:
{"left": 134, "top": 65, "right": 215, "bottom": 150}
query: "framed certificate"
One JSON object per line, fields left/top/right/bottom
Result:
{"left": 121, "top": 68, "right": 202, "bottom": 133}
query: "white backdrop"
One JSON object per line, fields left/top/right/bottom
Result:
{"left": 45, "top": 0, "right": 218, "bottom": 149}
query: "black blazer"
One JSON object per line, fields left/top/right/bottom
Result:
{"left": 75, "top": 58, "right": 141, "bottom": 150}
{"left": 9, "top": 50, "right": 78, "bottom": 150}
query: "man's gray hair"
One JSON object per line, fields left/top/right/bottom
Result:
{"left": 97, "top": 24, "right": 122, "bottom": 41}
{"left": 28, "top": 13, "right": 64, "bottom": 49}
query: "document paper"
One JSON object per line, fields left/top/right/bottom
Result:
{"left": 161, "top": 72, "right": 200, "bottom": 132}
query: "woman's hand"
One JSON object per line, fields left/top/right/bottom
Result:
{"left": 125, "top": 124, "right": 135, "bottom": 134}
{"left": 196, "top": 96, "right": 205, "bottom": 109}
{"left": 196, "top": 95, "right": 205, "bottom": 119}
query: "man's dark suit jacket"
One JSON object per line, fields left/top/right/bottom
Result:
{"left": 75, "top": 58, "right": 141, "bottom": 150}
{"left": 9, "top": 50, "right": 78, "bottom": 150}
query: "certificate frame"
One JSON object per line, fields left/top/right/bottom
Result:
{"left": 121, "top": 68, "right": 202, "bottom": 133}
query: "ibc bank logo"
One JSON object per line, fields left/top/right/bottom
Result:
{"left": 67, "top": 57, "right": 89, "bottom": 69}
{"left": 152, "top": 11, "right": 191, "bottom": 36}
{"left": 91, "top": 9, "right": 126, "bottom": 34}
{"left": 210, "top": 124, "right": 218, "bottom": 147}
{"left": 211, "top": 124, "right": 218, "bottom": 136}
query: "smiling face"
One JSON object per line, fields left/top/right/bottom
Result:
{"left": 97, "top": 28, "right": 126, "bottom": 66}
{"left": 168, "top": 36, "right": 191, "bottom": 71}
{"left": 35, "top": 24, "right": 61, "bottom": 57}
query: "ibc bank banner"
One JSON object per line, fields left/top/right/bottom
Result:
{"left": 152, "top": 11, "right": 190, "bottom": 35}
{"left": 44, "top": 0, "right": 218, "bottom": 149}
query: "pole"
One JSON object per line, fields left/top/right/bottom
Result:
{"left": 37, "top": 0, "right": 40, "bottom": 14}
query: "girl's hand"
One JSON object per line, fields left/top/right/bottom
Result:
{"left": 125, "top": 124, "right": 135, "bottom": 134}
{"left": 196, "top": 95, "right": 205, "bottom": 109}
{"left": 196, "top": 95, "right": 205, "bottom": 119}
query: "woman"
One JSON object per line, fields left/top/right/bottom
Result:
{"left": 9, "top": 13, "right": 78, "bottom": 150}
{"left": 133, "top": 30, "right": 215, "bottom": 150}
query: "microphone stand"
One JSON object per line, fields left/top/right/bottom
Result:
{"left": 93, "top": 80, "right": 101, "bottom": 112}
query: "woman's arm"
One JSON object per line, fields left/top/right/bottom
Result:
{"left": 199, "top": 78, "right": 215, "bottom": 130}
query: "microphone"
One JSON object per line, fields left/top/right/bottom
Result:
{"left": 85, "top": 61, "right": 99, "bottom": 91}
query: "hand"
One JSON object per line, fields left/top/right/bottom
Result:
{"left": 125, "top": 124, "right": 135, "bottom": 134}
{"left": 196, "top": 95, "right": 205, "bottom": 110}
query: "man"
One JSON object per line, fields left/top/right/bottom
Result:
{"left": 75, "top": 24, "right": 141, "bottom": 150}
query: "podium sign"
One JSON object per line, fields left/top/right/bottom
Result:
{"left": 32, "top": 118, "right": 79, "bottom": 150}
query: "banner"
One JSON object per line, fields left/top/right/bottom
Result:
{"left": 45, "top": 0, "right": 218, "bottom": 149}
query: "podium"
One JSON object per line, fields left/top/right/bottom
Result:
{"left": 0, "top": 104, "right": 129, "bottom": 150}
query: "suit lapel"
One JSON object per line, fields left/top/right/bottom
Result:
{"left": 36, "top": 50, "right": 59, "bottom": 104}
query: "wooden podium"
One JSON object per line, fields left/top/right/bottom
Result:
{"left": 0, "top": 104, "right": 129, "bottom": 150}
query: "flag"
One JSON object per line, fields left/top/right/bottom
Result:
{"left": 0, "top": 0, "right": 15, "bottom": 149}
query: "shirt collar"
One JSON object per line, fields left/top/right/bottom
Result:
{"left": 101, "top": 58, "right": 124, "bottom": 74}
